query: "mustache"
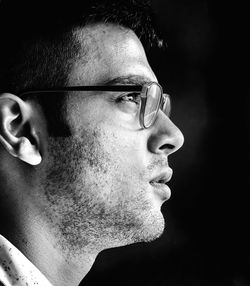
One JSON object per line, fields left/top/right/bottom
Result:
{"left": 147, "top": 158, "right": 169, "bottom": 172}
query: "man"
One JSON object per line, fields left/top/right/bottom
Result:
{"left": 0, "top": 0, "right": 184, "bottom": 285}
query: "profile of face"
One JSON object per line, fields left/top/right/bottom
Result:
{"left": 38, "top": 24, "right": 184, "bottom": 254}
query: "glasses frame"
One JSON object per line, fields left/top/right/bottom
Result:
{"left": 19, "top": 81, "right": 169, "bottom": 129}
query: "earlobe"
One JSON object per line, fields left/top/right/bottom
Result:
{"left": 0, "top": 93, "right": 42, "bottom": 165}
{"left": 17, "top": 137, "right": 42, "bottom": 165}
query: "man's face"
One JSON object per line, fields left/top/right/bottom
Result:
{"left": 41, "top": 24, "right": 184, "bottom": 253}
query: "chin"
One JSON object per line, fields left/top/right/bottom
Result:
{"left": 126, "top": 210, "right": 166, "bottom": 244}
{"left": 142, "top": 215, "right": 165, "bottom": 242}
{"left": 90, "top": 208, "right": 166, "bottom": 251}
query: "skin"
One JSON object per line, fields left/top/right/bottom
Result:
{"left": 0, "top": 23, "right": 184, "bottom": 286}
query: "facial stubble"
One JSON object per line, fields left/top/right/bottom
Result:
{"left": 41, "top": 127, "right": 165, "bottom": 256}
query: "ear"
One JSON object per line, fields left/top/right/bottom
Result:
{"left": 0, "top": 93, "right": 42, "bottom": 165}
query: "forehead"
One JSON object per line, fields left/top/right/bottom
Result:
{"left": 69, "top": 23, "right": 157, "bottom": 85}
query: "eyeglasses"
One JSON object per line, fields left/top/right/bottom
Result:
{"left": 19, "top": 81, "right": 171, "bottom": 129}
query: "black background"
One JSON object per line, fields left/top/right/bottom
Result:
{"left": 82, "top": 0, "right": 249, "bottom": 285}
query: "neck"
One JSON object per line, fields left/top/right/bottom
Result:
{"left": 0, "top": 204, "right": 98, "bottom": 286}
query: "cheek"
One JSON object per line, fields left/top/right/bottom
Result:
{"left": 100, "top": 124, "right": 147, "bottom": 175}
{"left": 66, "top": 98, "right": 149, "bottom": 198}
{"left": 93, "top": 123, "right": 149, "bottom": 196}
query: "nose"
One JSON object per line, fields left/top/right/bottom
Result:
{"left": 147, "top": 111, "right": 184, "bottom": 155}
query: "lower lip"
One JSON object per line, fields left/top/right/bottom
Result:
{"left": 150, "top": 182, "right": 171, "bottom": 201}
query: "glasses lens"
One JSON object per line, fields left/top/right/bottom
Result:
{"left": 162, "top": 94, "right": 171, "bottom": 117}
{"left": 144, "top": 83, "right": 161, "bottom": 128}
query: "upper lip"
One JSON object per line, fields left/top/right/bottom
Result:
{"left": 150, "top": 168, "right": 173, "bottom": 184}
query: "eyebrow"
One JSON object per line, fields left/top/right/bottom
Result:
{"left": 17, "top": 75, "right": 154, "bottom": 96}
{"left": 103, "top": 75, "right": 152, "bottom": 86}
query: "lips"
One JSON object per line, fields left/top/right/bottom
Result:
{"left": 149, "top": 168, "right": 173, "bottom": 185}
{"left": 149, "top": 168, "right": 173, "bottom": 201}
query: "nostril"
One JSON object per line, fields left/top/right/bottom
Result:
{"left": 159, "top": 143, "right": 175, "bottom": 150}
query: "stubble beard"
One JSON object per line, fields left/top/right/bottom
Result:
{"left": 41, "top": 129, "right": 165, "bottom": 256}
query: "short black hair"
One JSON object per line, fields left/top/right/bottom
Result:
{"left": 0, "top": 0, "right": 164, "bottom": 136}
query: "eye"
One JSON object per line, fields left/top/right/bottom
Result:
{"left": 115, "top": 92, "right": 141, "bottom": 114}
{"left": 117, "top": 92, "right": 141, "bottom": 105}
